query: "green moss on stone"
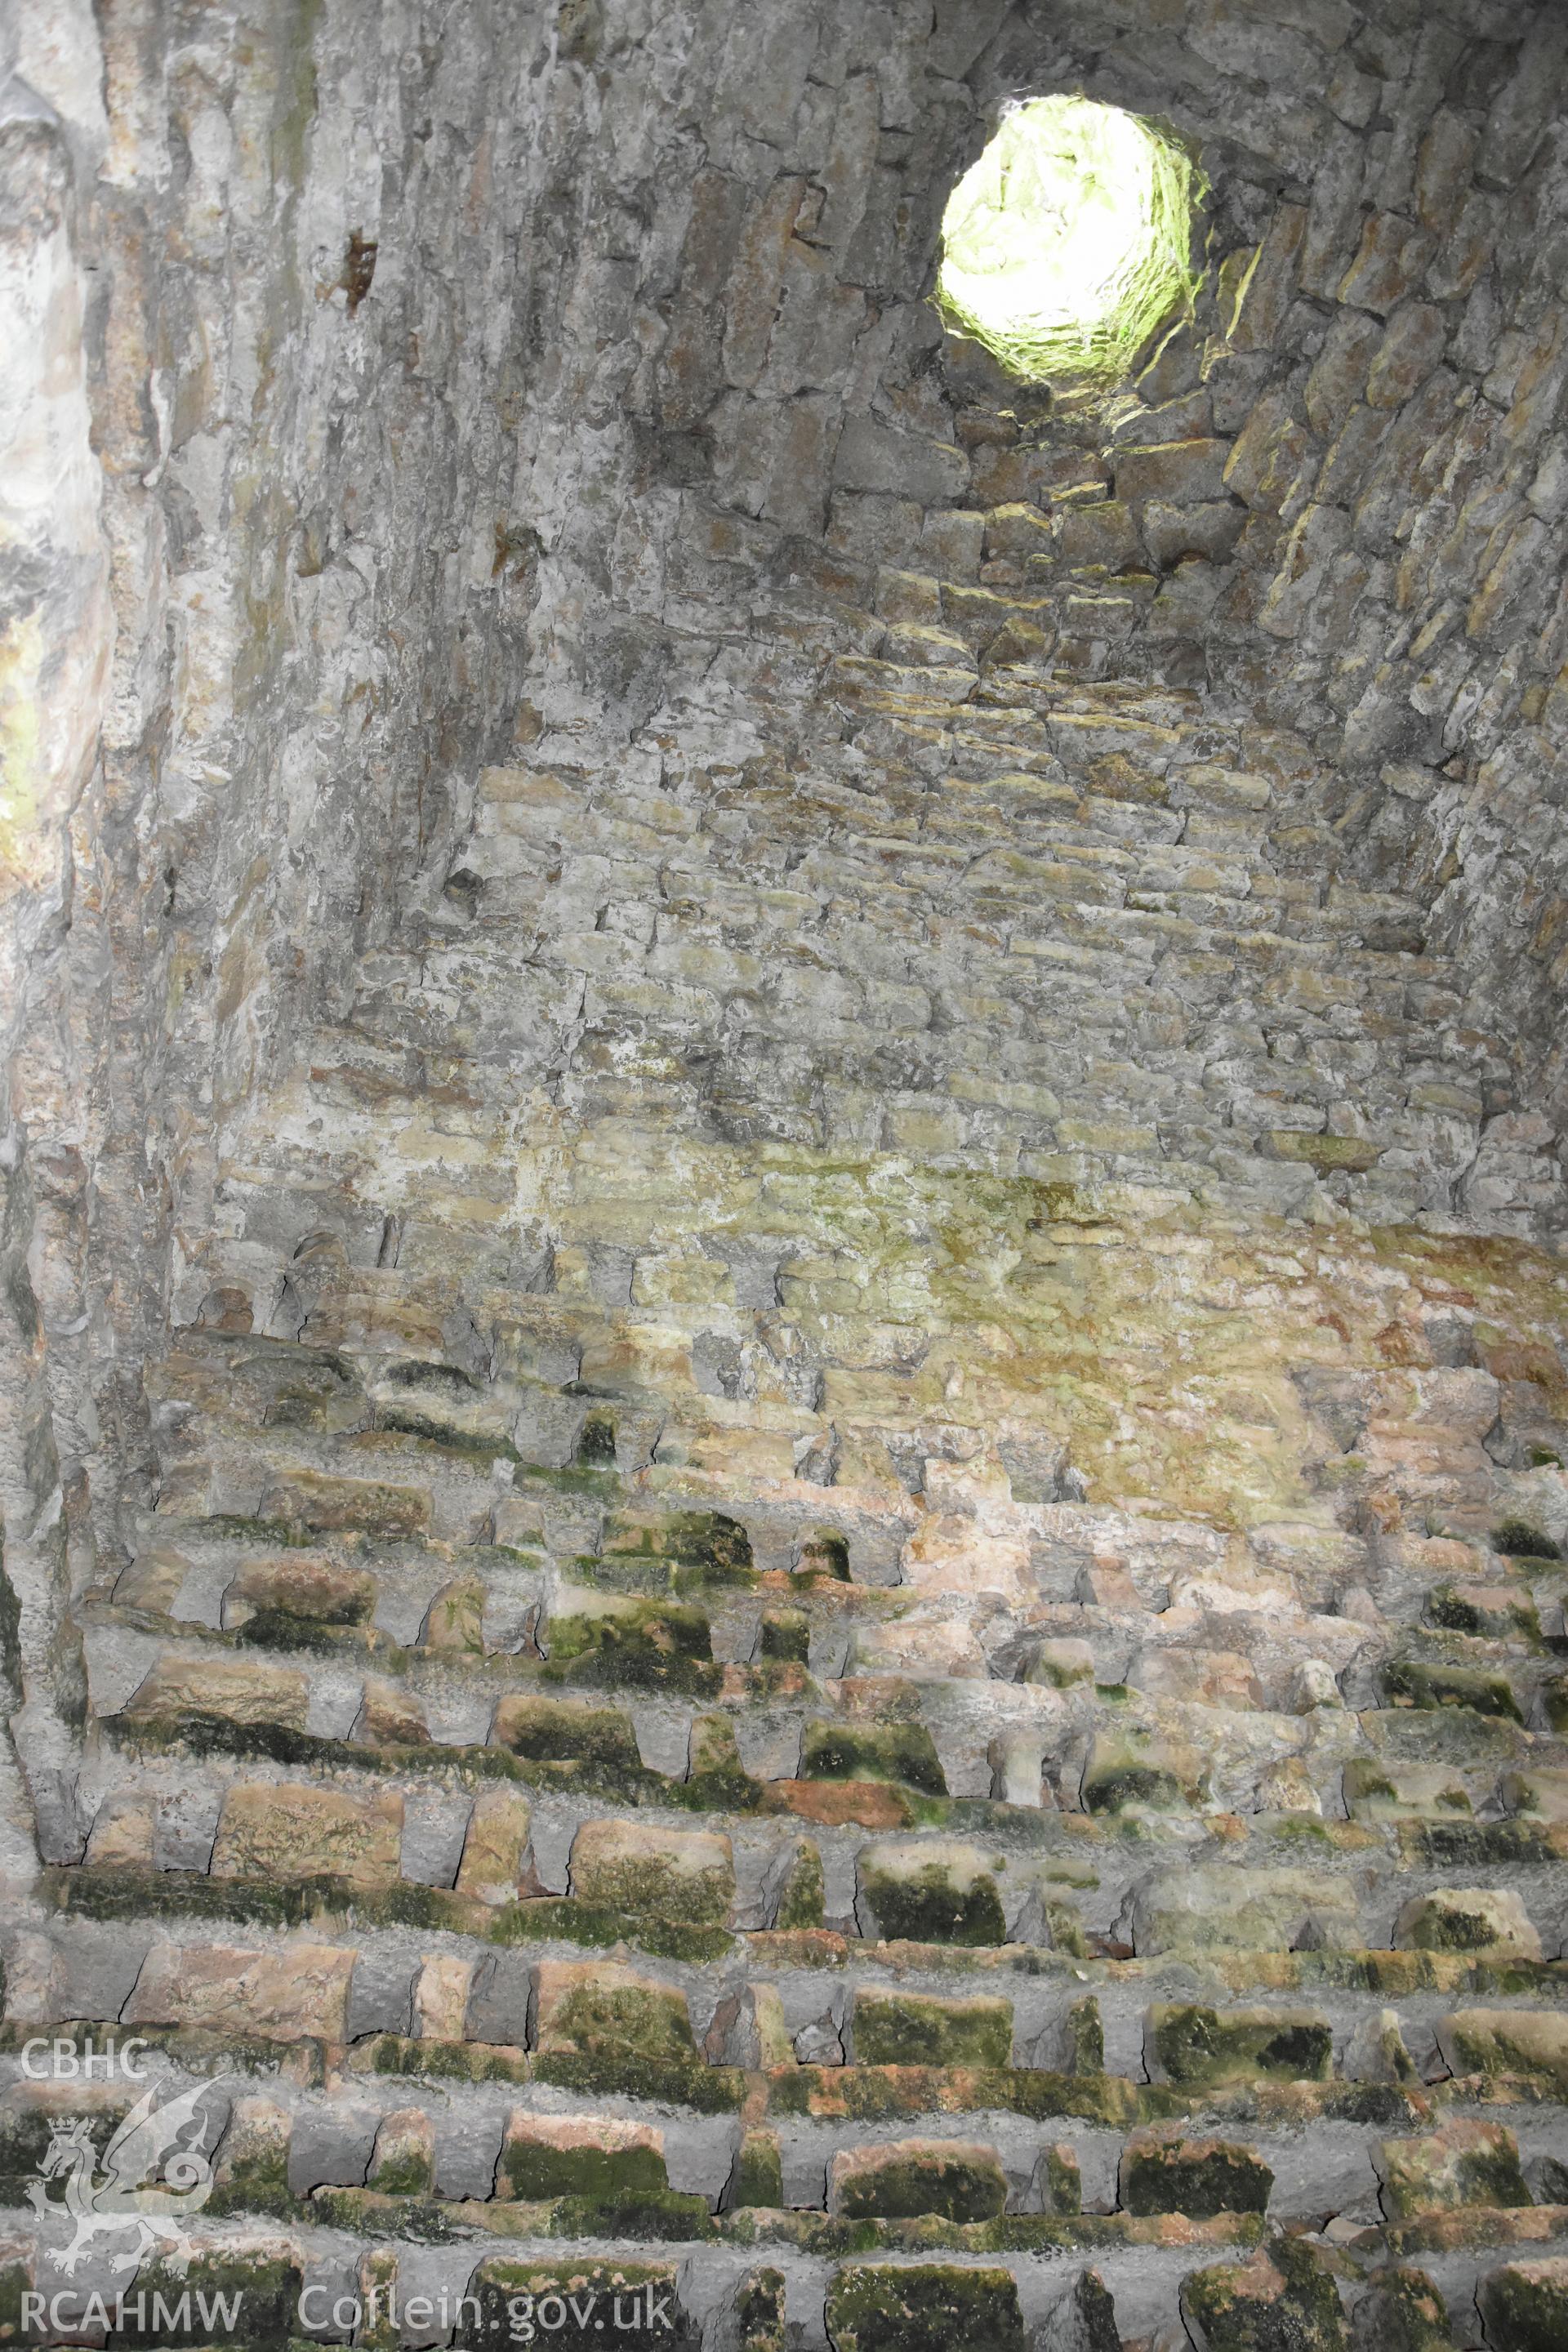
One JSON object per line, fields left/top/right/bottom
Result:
{"left": 733, "top": 2131, "right": 785, "bottom": 2210}
{"left": 1476, "top": 2262, "right": 1568, "bottom": 2352}
{"left": 504, "top": 2138, "right": 668, "bottom": 2202}
{"left": 1063, "top": 1996, "right": 1105, "bottom": 2076}
{"left": 824, "top": 2261, "right": 1026, "bottom": 2352}
{"left": 1492, "top": 1521, "right": 1561, "bottom": 1561}
{"left": 470, "top": 2258, "right": 694, "bottom": 2351}
{"left": 1148, "top": 2005, "right": 1332, "bottom": 2090}
{"left": 736, "top": 2266, "right": 787, "bottom": 2352}
{"left": 801, "top": 1719, "right": 947, "bottom": 1796}
{"left": 546, "top": 1598, "right": 720, "bottom": 1697}
{"left": 853, "top": 1991, "right": 1013, "bottom": 2069}
{"left": 760, "top": 1608, "right": 811, "bottom": 1663}
{"left": 131, "top": 2249, "right": 302, "bottom": 2345}
{"left": 1382, "top": 1660, "right": 1522, "bottom": 1721}
{"left": 839, "top": 2149, "right": 1008, "bottom": 2225}
{"left": 1348, "top": 2264, "right": 1452, "bottom": 2352}
{"left": 488, "top": 1897, "right": 732, "bottom": 1965}
{"left": 368, "top": 2036, "right": 529, "bottom": 2083}
{"left": 861, "top": 1863, "right": 1006, "bottom": 1947}
{"left": 1181, "top": 2238, "right": 1348, "bottom": 2350}
{"left": 776, "top": 1840, "right": 826, "bottom": 1931}
{"left": 1121, "top": 2136, "right": 1273, "bottom": 2219}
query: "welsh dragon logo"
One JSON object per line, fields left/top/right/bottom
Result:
{"left": 27, "top": 2084, "right": 216, "bottom": 2275}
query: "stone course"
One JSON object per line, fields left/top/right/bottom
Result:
{"left": 4, "top": 1, "right": 1568, "bottom": 2346}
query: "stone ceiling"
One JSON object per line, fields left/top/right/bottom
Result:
{"left": 2, "top": 3, "right": 1568, "bottom": 2346}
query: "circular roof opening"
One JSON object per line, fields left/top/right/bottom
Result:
{"left": 937, "top": 95, "right": 1200, "bottom": 386}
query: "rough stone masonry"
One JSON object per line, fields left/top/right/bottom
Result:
{"left": 2, "top": 0, "right": 1568, "bottom": 2345}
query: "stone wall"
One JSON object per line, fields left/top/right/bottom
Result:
{"left": 2, "top": 2, "right": 1568, "bottom": 2347}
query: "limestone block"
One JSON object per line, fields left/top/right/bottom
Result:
{"left": 85, "top": 1792, "right": 158, "bottom": 1867}
{"left": 1393, "top": 1887, "right": 1541, "bottom": 1959}
{"left": 544, "top": 1584, "right": 716, "bottom": 1695}
{"left": 421, "top": 1574, "right": 488, "bottom": 1652}
{"left": 703, "top": 1983, "right": 794, "bottom": 2069}
{"left": 1342, "top": 1758, "right": 1470, "bottom": 1820}
{"left": 500, "top": 2112, "right": 666, "bottom": 2203}
{"left": 1255, "top": 1757, "right": 1322, "bottom": 1815}
{"left": 1145, "top": 2004, "right": 1331, "bottom": 2089}
{"left": 829, "top": 2137, "right": 1008, "bottom": 2222}
{"left": 834, "top": 416, "right": 969, "bottom": 505}
{"left": 113, "top": 1548, "right": 194, "bottom": 1614}
{"left": 1374, "top": 2119, "right": 1529, "bottom": 2217}
{"left": 1344, "top": 2009, "right": 1418, "bottom": 2086}
{"left": 492, "top": 1691, "right": 643, "bottom": 1771}
{"left": 1024, "top": 1637, "right": 1095, "bottom": 1688}
{"left": 531, "top": 1961, "right": 697, "bottom": 2065}
{"left": 470, "top": 2258, "right": 690, "bottom": 2352}
{"left": 123, "top": 1655, "right": 308, "bottom": 1729}
{"left": 850, "top": 1988, "right": 1013, "bottom": 2069}
{"left": 1113, "top": 439, "right": 1232, "bottom": 508}
{"left": 1434, "top": 2008, "right": 1568, "bottom": 2089}
{"left": 1425, "top": 1581, "right": 1541, "bottom": 1642}
{"left": 354, "top": 1676, "right": 430, "bottom": 1746}
{"left": 1348, "top": 2265, "right": 1451, "bottom": 2352}
{"left": 773, "top": 1839, "right": 825, "bottom": 1931}
{"left": 1143, "top": 497, "right": 1247, "bottom": 568}
{"left": 413, "top": 1955, "right": 478, "bottom": 2042}
{"left": 1129, "top": 1866, "right": 1360, "bottom": 1954}
{"left": 454, "top": 1786, "right": 532, "bottom": 1904}
{"left": 210, "top": 1783, "right": 403, "bottom": 1887}
{"left": 1476, "top": 2257, "right": 1568, "bottom": 2352}
{"left": 1119, "top": 2127, "right": 1273, "bottom": 2219}
{"left": 1183, "top": 2241, "right": 1349, "bottom": 2350}
{"left": 856, "top": 1838, "right": 1007, "bottom": 1946}
{"left": 1036, "top": 2269, "right": 1118, "bottom": 2350}
{"left": 1080, "top": 1731, "right": 1203, "bottom": 1814}
{"left": 899, "top": 1514, "right": 1031, "bottom": 1597}
{"left": 124, "top": 1941, "right": 357, "bottom": 2042}
{"left": 825, "top": 2263, "right": 1025, "bottom": 2352}
{"left": 259, "top": 1468, "right": 431, "bottom": 1536}
{"left": 1337, "top": 212, "right": 1436, "bottom": 316}
{"left": 729, "top": 2131, "right": 784, "bottom": 2210}
{"left": 567, "top": 1819, "right": 733, "bottom": 1923}
{"left": 215, "top": 2096, "right": 292, "bottom": 2202}
{"left": 224, "top": 1552, "right": 375, "bottom": 1628}
{"left": 800, "top": 1714, "right": 947, "bottom": 1794}
{"left": 368, "top": 2107, "right": 435, "bottom": 2196}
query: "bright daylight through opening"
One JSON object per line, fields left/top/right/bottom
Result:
{"left": 938, "top": 94, "right": 1200, "bottom": 385}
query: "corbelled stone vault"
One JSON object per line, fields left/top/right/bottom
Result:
{"left": 3, "top": 2, "right": 1568, "bottom": 2346}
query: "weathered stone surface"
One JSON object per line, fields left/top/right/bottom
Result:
{"left": 1183, "top": 2240, "right": 1349, "bottom": 2350}
{"left": 500, "top": 2112, "right": 666, "bottom": 2203}
{"left": 225, "top": 1552, "right": 376, "bottom": 1628}
{"left": 122, "top": 1656, "right": 309, "bottom": 1729}
{"left": 9, "top": 7, "right": 1568, "bottom": 2341}
{"left": 123, "top": 1941, "right": 357, "bottom": 2042}
{"left": 368, "top": 2106, "right": 435, "bottom": 2196}
{"left": 1130, "top": 1867, "right": 1360, "bottom": 1953}
{"left": 826, "top": 2263, "right": 1025, "bottom": 2352}
{"left": 1146, "top": 2005, "right": 1332, "bottom": 2089}
{"left": 453, "top": 1787, "right": 532, "bottom": 1904}
{"left": 568, "top": 1820, "right": 733, "bottom": 1922}
{"left": 210, "top": 1783, "right": 403, "bottom": 1887}
{"left": 851, "top": 1989, "right": 1013, "bottom": 2069}
{"left": 1394, "top": 1887, "right": 1542, "bottom": 1958}
{"left": 1119, "top": 2127, "right": 1273, "bottom": 2218}
{"left": 1434, "top": 2009, "right": 1568, "bottom": 2089}
{"left": 829, "top": 2137, "right": 1009, "bottom": 2222}
{"left": 1476, "top": 2258, "right": 1568, "bottom": 2352}
{"left": 856, "top": 1839, "right": 1007, "bottom": 1946}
